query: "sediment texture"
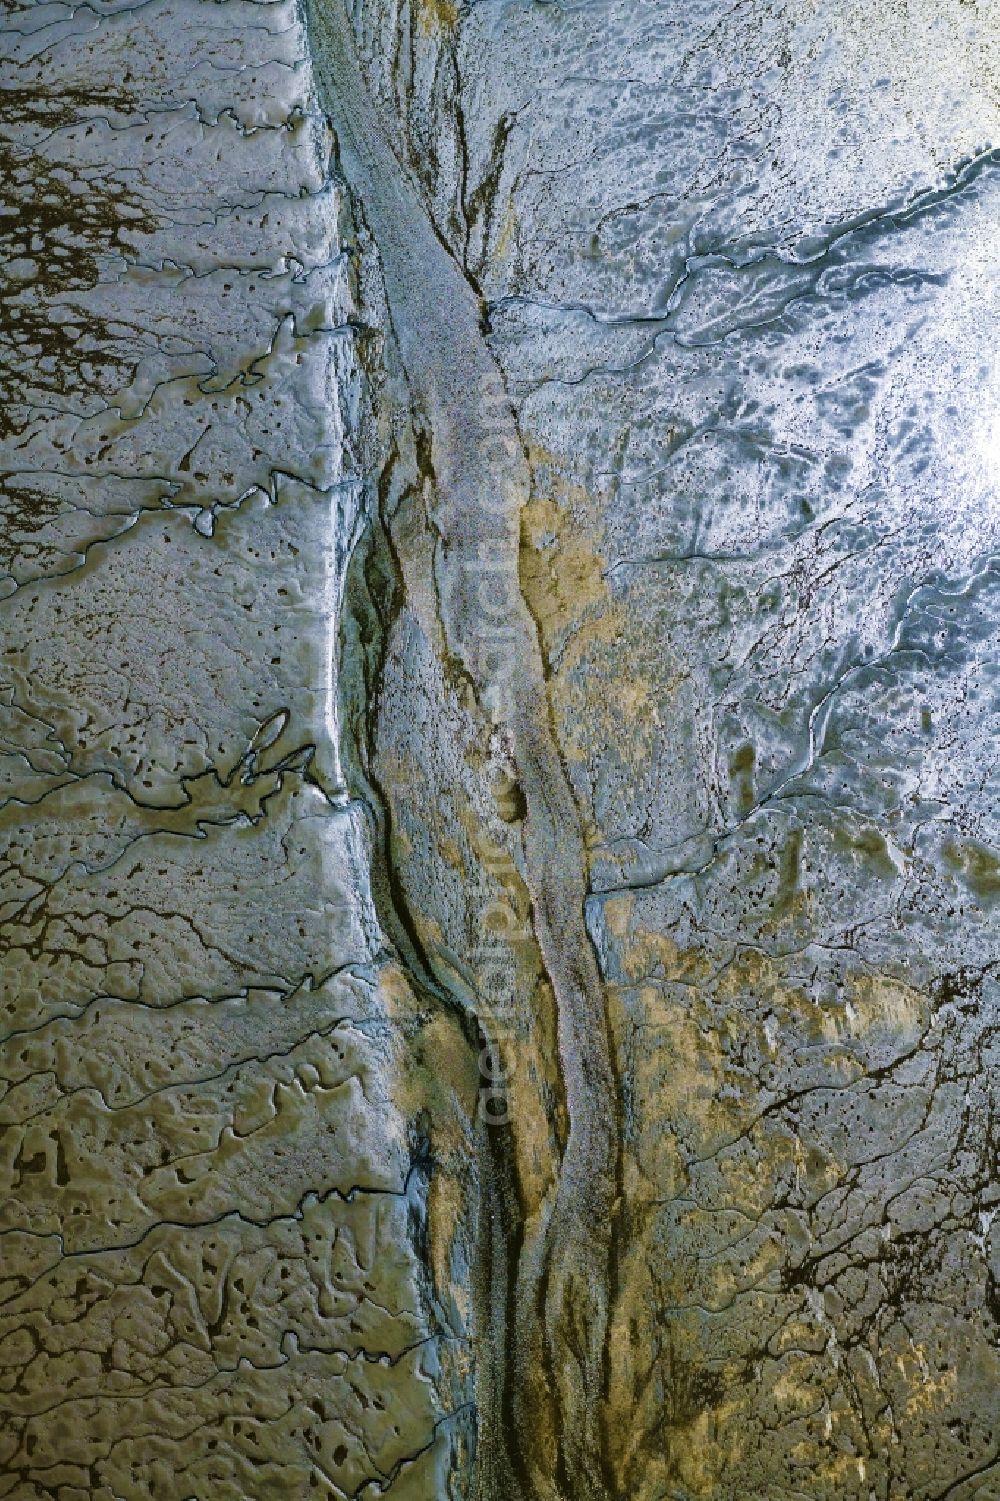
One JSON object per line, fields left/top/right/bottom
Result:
{"left": 0, "top": 2, "right": 474, "bottom": 1495}
{"left": 3, "top": 0, "right": 1000, "bottom": 1498}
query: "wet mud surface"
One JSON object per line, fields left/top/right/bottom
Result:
{"left": 3, "top": 0, "right": 1000, "bottom": 1497}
